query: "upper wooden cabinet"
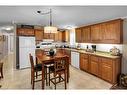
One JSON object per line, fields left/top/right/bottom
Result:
{"left": 82, "top": 26, "right": 91, "bottom": 43}
{"left": 75, "top": 19, "right": 123, "bottom": 44}
{"left": 65, "top": 30, "right": 70, "bottom": 42}
{"left": 35, "top": 29, "right": 43, "bottom": 41}
{"left": 43, "top": 33, "right": 55, "bottom": 39}
{"left": 91, "top": 24, "right": 103, "bottom": 43}
{"left": 75, "top": 28, "right": 82, "bottom": 43}
{"left": 17, "top": 28, "right": 35, "bottom": 36}
{"left": 54, "top": 31, "right": 66, "bottom": 42}
{"left": 101, "top": 19, "right": 123, "bottom": 44}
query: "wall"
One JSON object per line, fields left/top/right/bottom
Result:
{"left": 122, "top": 19, "right": 127, "bottom": 73}
{"left": 0, "top": 34, "right": 8, "bottom": 61}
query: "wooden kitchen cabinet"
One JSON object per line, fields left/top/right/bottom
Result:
{"left": 35, "top": 29, "right": 43, "bottom": 41}
{"left": 17, "top": 28, "right": 35, "bottom": 36}
{"left": 91, "top": 24, "right": 103, "bottom": 43}
{"left": 80, "top": 53, "right": 89, "bottom": 72}
{"left": 54, "top": 31, "right": 64, "bottom": 42}
{"left": 100, "top": 58, "right": 113, "bottom": 82}
{"left": 75, "top": 28, "right": 82, "bottom": 43}
{"left": 79, "top": 53, "right": 121, "bottom": 84}
{"left": 75, "top": 19, "right": 123, "bottom": 44}
{"left": 65, "top": 30, "right": 70, "bottom": 42}
{"left": 43, "top": 33, "right": 55, "bottom": 39}
{"left": 101, "top": 19, "right": 123, "bottom": 44}
{"left": 82, "top": 26, "right": 91, "bottom": 43}
{"left": 90, "top": 55, "right": 99, "bottom": 76}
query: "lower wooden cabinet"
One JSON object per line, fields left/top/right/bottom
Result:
{"left": 80, "top": 53, "right": 89, "bottom": 71}
{"left": 80, "top": 53, "right": 121, "bottom": 84}
{"left": 90, "top": 55, "right": 99, "bottom": 76}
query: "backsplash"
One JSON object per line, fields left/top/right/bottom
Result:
{"left": 76, "top": 43, "right": 123, "bottom": 53}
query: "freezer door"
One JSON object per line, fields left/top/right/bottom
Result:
{"left": 19, "top": 47, "right": 35, "bottom": 69}
{"left": 19, "top": 37, "right": 35, "bottom": 48}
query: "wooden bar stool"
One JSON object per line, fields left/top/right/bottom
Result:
{"left": 48, "top": 56, "right": 68, "bottom": 89}
{"left": 0, "top": 62, "right": 3, "bottom": 78}
{"left": 29, "top": 54, "right": 47, "bottom": 89}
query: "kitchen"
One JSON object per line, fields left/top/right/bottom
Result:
{"left": 0, "top": 6, "right": 127, "bottom": 90}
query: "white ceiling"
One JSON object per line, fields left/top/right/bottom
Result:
{"left": 0, "top": 6, "right": 127, "bottom": 29}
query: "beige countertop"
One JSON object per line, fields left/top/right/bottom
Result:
{"left": 59, "top": 48, "right": 121, "bottom": 59}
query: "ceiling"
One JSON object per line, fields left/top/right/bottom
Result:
{"left": 0, "top": 6, "right": 127, "bottom": 29}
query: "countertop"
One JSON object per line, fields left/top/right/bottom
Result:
{"left": 58, "top": 48, "right": 121, "bottom": 59}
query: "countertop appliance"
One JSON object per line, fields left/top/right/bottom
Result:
{"left": 71, "top": 51, "right": 79, "bottom": 69}
{"left": 18, "top": 36, "right": 36, "bottom": 69}
{"left": 91, "top": 45, "right": 96, "bottom": 52}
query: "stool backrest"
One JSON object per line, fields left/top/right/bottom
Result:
{"left": 54, "top": 56, "right": 68, "bottom": 72}
{"left": 29, "top": 54, "right": 34, "bottom": 69}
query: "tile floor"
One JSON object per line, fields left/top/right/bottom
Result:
{"left": 0, "top": 53, "right": 112, "bottom": 89}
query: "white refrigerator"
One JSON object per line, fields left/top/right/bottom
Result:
{"left": 19, "top": 36, "right": 35, "bottom": 69}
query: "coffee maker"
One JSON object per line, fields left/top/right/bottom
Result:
{"left": 91, "top": 45, "right": 96, "bottom": 52}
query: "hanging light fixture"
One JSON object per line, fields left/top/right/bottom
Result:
{"left": 37, "top": 9, "right": 57, "bottom": 33}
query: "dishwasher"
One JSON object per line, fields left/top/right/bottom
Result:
{"left": 71, "top": 51, "right": 80, "bottom": 69}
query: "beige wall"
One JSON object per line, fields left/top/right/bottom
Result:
{"left": 122, "top": 19, "right": 127, "bottom": 73}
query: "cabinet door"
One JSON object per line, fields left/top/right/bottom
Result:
{"left": 44, "top": 33, "right": 50, "bottom": 39}
{"left": 82, "top": 26, "right": 91, "bottom": 42}
{"left": 54, "top": 32, "right": 59, "bottom": 41}
{"left": 80, "top": 53, "right": 89, "bottom": 71}
{"left": 91, "top": 24, "right": 102, "bottom": 43}
{"left": 50, "top": 33, "right": 55, "bottom": 40}
{"left": 58, "top": 32, "right": 62, "bottom": 41}
{"left": 101, "top": 58, "right": 113, "bottom": 82}
{"left": 75, "top": 28, "right": 82, "bottom": 43}
{"left": 102, "top": 20, "right": 122, "bottom": 43}
{"left": 17, "top": 28, "right": 25, "bottom": 36}
{"left": 25, "top": 29, "right": 35, "bottom": 36}
{"left": 17, "top": 28, "right": 34, "bottom": 36}
{"left": 65, "top": 30, "right": 70, "bottom": 42}
{"left": 35, "top": 29, "right": 43, "bottom": 41}
{"left": 90, "top": 56, "right": 99, "bottom": 76}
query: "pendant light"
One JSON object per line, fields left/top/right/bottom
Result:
{"left": 37, "top": 9, "right": 57, "bottom": 33}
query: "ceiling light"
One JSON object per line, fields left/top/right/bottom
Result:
{"left": 37, "top": 9, "right": 57, "bottom": 33}
{"left": 6, "top": 27, "right": 12, "bottom": 30}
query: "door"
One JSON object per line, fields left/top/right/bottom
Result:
{"left": 75, "top": 28, "right": 82, "bottom": 43}
{"left": 90, "top": 55, "right": 99, "bottom": 76}
{"left": 102, "top": 20, "right": 121, "bottom": 43}
{"left": 101, "top": 58, "right": 113, "bottom": 82}
{"left": 82, "top": 26, "right": 91, "bottom": 42}
{"left": 71, "top": 52, "right": 79, "bottom": 68}
{"left": 35, "top": 29, "right": 43, "bottom": 41}
{"left": 91, "top": 24, "right": 102, "bottom": 43}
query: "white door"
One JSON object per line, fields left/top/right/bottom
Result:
{"left": 19, "top": 47, "right": 31, "bottom": 69}
{"left": 71, "top": 51, "right": 79, "bottom": 69}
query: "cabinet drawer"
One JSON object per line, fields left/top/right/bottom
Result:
{"left": 80, "top": 53, "right": 88, "bottom": 59}
{"left": 91, "top": 55, "right": 99, "bottom": 62}
{"left": 101, "top": 58, "right": 113, "bottom": 67}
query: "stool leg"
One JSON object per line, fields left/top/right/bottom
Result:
{"left": 54, "top": 75, "right": 56, "bottom": 89}
{"left": 65, "top": 71, "right": 67, "bottom": 89}
{"left": 31, "top": 70, "right": 32, "bottom": 84}
{"left": 0, "top": 67, "right": 3, "bottom": 78}
{"left": 49, "top": 69, "right": 50, "bottom": 86}
{"left": 32, "top": 71, "right": 35, "bottom": 89}
{"left": 35, "top": 72, "right": 38, "bottom": 79}
{"left": 45, "top": 68, "right": 48, "bottom": 86}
